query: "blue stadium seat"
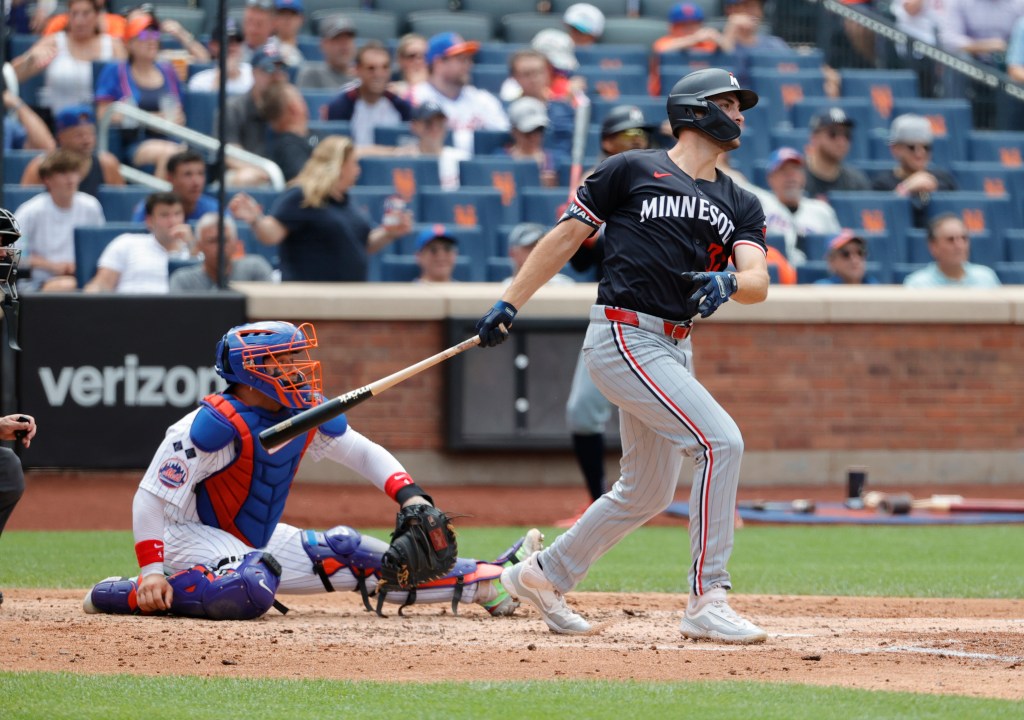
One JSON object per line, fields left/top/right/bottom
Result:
{"left": 74, "top": 223, "right": 147, "bottom": 288}
{"left": 3, "top": 150, "right": 45, "bottom": 184}
{"left": 347, "top": 185, "right": 417, "bottom": 226}
{"left": 98, "top": 186, "right": 153, "bottom": 222}
{"left": 801, "top": 232, "right": 902, "bottom": 282}
{"left": 967, "top": 130, "right": 1024, "bottom": 167}
{"left": 301, "top": 90, "right": 337, "bottom": 119}
{"left": 949, "top": 162, "right": 1024, "bottom": 225}
{"left": 1004, "top": 229, "right": 1024, "bottom": 262}
{"left": 407, "top": 10, "right": 495, "bottom": 42}
{"left": 308, "top": 9, "right": 398, "bottom": 42}
{"left": 308, "top": 120, "right": 351, "bottom": 139}
{"left": 459, "top": 157, "right": 541, "bottom": 226}
{"left": 993, "top": 262, "right": 1024, "bottom": 284}
{"left": 378, "top": 254, "right": 473, "bottom": 282}
{"left": 500, "top": 12, "right": 564, "bottom": 43}
{"left": 486, "top": 256, "right": 515, "bottom": 282}
{"left": 578, "top": 66, "right": 650, "bottom": 104}
{"left": 796, "top": 261, "right": 830, "bottom": 284}
{"left": 744, "top": 48, "right": 824, "bottom": 73}
{"left": 839, "top": 69, "right": 920, "bottom": 129}
{"left": 473, "top": 41, "right": 527, "bottom": 66}
{"left": 474, "top": 129, "right": 512, "bottom": 155}
{"left": 414, "top": 192, "right": 501, "bottom": 278}
{"left": 826, "top": 191, "right": 913, "bottom": 241}
{"left": 925, "top": 192, "right": 1017, "bottom": 242}
{"left": 373, "top": 123, "right": 416, "bottom": 147}
{"left": 295, "top": 34, "right": 324, "bottom": 62}
{"left": 599, "top": 17, "right": 665, "bottom": 46}
{"left": 3, "top": 184, "right": 44, "bottom": 213}
{"left": 748, "top": 68, "right": 828, "bottom": 126}
{"left": 357, "top": 157, "right": 441, "bottom": 199}
{"left": 236, "top": 225, "right": 280, "bottom": 271}
{"left": 890, "top": 98, "right": 972, "bottom": 162}
{"left": 519, "top": 187, "right": 568, "bottom": 225}
{"left": 182, "top": 91, "right": 219, "bottom": 136}
{"left": 576, "top": 44, "right": 650, "bottom": 70}
{"left": 472, "top": 63, "right": 509, "bottom": 95}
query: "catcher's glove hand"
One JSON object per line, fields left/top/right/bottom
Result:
{"left": 380, "top": 503, "right": 458, "bottom": 589}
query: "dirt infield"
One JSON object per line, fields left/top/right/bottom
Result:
{"left": 3, "top": 476, "right": 1023, "bottom": 699}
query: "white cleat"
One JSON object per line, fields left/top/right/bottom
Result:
{"left": 679, "top": 588, "right": 767, "bottom": 644}
{"left": 500, "top": 553, "right": 591, "bottom": 635}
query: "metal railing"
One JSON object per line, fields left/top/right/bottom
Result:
{"left": 97, "top": 101, "right": 286, "bottom": 190}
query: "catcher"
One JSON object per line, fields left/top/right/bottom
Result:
{"left": 83, "top": 321, "right": 542, "bottom": 620}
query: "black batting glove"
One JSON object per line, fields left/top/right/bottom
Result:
{"left": 476, "top": 300, "right": 518, "bottom": 347}
{"left": 682, "top": 271, "right": 738, "bottom": 319}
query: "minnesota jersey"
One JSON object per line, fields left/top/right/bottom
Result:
{"left": 563, "top": 149, "right": 767, "bottom": 320}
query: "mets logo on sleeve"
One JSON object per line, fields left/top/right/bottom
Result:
{"left": 158, "top": 458, "right": 189, "bottom": 489}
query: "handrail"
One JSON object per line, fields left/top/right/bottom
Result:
{"left": 97, "top": 100, "right": 286, "bottom": 190}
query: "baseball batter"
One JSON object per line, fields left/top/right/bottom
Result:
{"left": 477, "top": 68, "right": 770, "bottom": 643}
{"left": 83, "top": 321, "right": 542, "bottom": 620}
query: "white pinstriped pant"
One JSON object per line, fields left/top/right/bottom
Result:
{"left": 539, "top": 305, "right": 744, "bottom": 598}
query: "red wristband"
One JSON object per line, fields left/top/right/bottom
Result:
{"left": 384, "top": 472, "right": 415, "bottom": 501}
{"left": 135, "top": 539, "right": 164, "bottom": 568}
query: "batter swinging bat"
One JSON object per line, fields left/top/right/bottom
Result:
{"left": 259, "top": 335, "right": 481, "bottom": 449}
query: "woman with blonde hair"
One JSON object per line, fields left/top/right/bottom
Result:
{"left": 229, "top": 135, "right": 412, "bottom": 282}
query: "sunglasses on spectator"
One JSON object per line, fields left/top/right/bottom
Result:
{"left": 401, "top": 51, "right": 425, "bottom": 60}
{"left": 838, "top": 247, "right": 866, "bottom": 259}
{"left": 902, "top": 143, "right": 932, "bottom": 153}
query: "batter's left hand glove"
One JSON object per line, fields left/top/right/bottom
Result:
{"left": 380, "top": 503, "right": 458, "bottom": 589}
{"left": 682, "top": 271, "right": 738, "bottom": 319}
{"left": 476, "top": 301, "right": 518, "bottom": 347}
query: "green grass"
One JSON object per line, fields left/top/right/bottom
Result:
{"left": 1, "top": 673, "right": 1021, "bottom": 720}
{"left": 3, "top": 525, "right": 1022, "bottom": 598}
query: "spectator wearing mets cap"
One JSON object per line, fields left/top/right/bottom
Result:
{"left": 653, "top": 2, "right": 734, "bottom": 56}
{"left": 749, "top": 147, "right": 842, "bottom": 265}
{"left": 410, "top": 32, "right": 509, "bottom": 154}
{"left": 871, "top": 113, "right": 957, "bottom": 228}
{"left": 297, "top": 15, "right": 357, "bottom": 89}
{"left": 414, "top": 225, "right": 460, "bottom": 283}
{"left": 814, "top": 230, "right": 880, "bottom": 285}
{"left": 22, "top": 104, "right": 124, "bottom": 196}
{"left": 563, "top": 3, "right": 605, "bottom": 46}
{"left": 803, "top": 107, "right": 871, "bottom": 199}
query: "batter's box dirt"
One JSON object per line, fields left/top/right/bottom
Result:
{"left": 1, "top": 591, "right": 1021, "bottom": 700}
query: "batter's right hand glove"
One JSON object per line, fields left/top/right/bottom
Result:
{"left": 476, "top": 301, "right": 518, "bottom": 347}
{"left": 682, "top": 271, "right": 738, "bottom": 318}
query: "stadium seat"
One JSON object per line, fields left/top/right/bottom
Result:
{"left": 98, "top": 186, "right": 153, "bottom": 222}
{"left": 3, "top": 150, "right": 44, "bottom": 184}
{"left": 905, "top": 227, "right": 1003, "bottom": 267}
{"left": 357, "top": 157, "right": 441, "bottom": 200}
{"left": 182, "top": 91, "right": 219, "bottom": 136}
{"left": 500, "top": 13, "right": 564, "bottom": 44}
{"left": 374, "top": 123, "right": 416, "bottom": 147}
{"left": 309, "top": 10, "right": 398, "bottom": 42}
{"left": 486, "top": 256, "right": 515, "bottom": 282}
{"left": 378, "top": 254, "right": 473, "bottom": 282}
{"left": 519, "top": 187, "right": 568, "bottom": 225}
{"left": 461, "top": 0, "right": 538, "bottom": 27}
{"left": 472, "top": 63, "right": 510, "bottom": 95}
{"left": 826, "top": 191, "right": 913, "bottom": 241}
{"left": 891, "top": 262, "right": 929, "bottom": 284}
{"left": 743, "top": 48, "right": 824, "bottom": 73}
{"left": 236, "top": 225, "right": 280, "bottom": 270}
{"left": 474, "top": 129, "right": 513, "bottom": 155}
{"left": 294, "top": 34, "right": 324, "bottom": 62}
{"left": 967, "top": 131, "right": 1024, "bottom": 167}
{"left": 839, "top": 69, "right": 920, "bottom": 128}
{"left": 578, "top": 66, "right": 650, "bottom": 102}
{"left": 416, "top": 190, "right": 502, "bottom": 276}
{"left": 307, "top": 120, "right": 352, "bottom": 139}
{"left": 599, "top": 17, "right": 665, "bottom": 46}
{"left": 795, "top": 261, "right": 830, "bottom": 284}
{"left": 347, "top": 185, "right": 418, "bottom": 226}
{"left": 408, "top": 10, "right": 495, "bottom": 42}
{"left": 950, "top": 162, "right": 1024, "bottom": 225}
{"left": 1004, "top": 228, "right": 1024, "bottom": 262}
{"left": 748, "top": 69, "right": 828, "bottom": 124}
{"left": 300, "top": 90, "right": 337, "bottom": 119}
{"left": 459, "top": 157, "right": 542, "bottom": 226}
{"left": 2, "top": 184, "right": 43, "bottom": 213}
{"left": 575, "top": 44, "right": 650, "bottom": 70}
{"left": 993, "top": 262, "right": 1024, "bottom": 284}
{"left": 641, "top": 0, "right": 721, "bottom": 20}
{"left": 890, "top": 98, "right": 972, "bottom": 162}
{"left": 152, "top": 6, "right": 205, "bottom": 36}
{"left": 590, "top": 95, "right": 665, "bottom": 126}
{"left": 474, "top": 41, "right": 527, "bottom": 66}
{"left": 74, "top": 223, "right": 147, "bottom": 288}
{"left": 925, "top": 191, "right": 1016, "bottom": 241}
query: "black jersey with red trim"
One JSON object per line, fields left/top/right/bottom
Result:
{"left": 562, "top": 149, "right": 767, "bottom": 320}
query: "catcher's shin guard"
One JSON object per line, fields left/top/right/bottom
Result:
{"left": 375, "top": 559, "right": 503, "bottom": 617}
{"left": 301, "top": 525, "right": 383, "bottom": 611}
{"left": 168, "top": 551, "right": 281, "bottom": 620}
{"left": 84, "top": 576, "right": 142, "bottom": 614}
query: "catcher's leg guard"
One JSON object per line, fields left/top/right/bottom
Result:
{"left": 84, "top": 576, "right": 141, "bottom": 614}
{"left": 301, "top": 525, "right": 383, "bottom": 611}
{"left": 375, "top": 559, "right": 504, "bottom": 617}
{"left": 168, "top": 551, "right": 282, "bottom": 620}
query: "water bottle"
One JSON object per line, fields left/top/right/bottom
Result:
{"left": 382, "top": 195, "right": 407, "bottom": 227}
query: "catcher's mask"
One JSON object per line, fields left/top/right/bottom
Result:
{"left": 215, "top": 321, "right": 323, "bottom": 409}
{"left": 666, "top": 67, "right": 758, "bottom": 143}
{"left": 0, "top": 208, "right": 23, "bottom": 303}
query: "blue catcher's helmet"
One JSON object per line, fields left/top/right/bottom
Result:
{"left": 215, "top": 321, "right": 323, "bottom": 409}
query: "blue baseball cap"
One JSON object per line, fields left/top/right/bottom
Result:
{"left": 669, "top": 2, "right": 704, "bottom": 22}
{"left": 251, "top": 40, "right": 288, "bottom": 73}
{"left": 275, "top": 0, "right": 303, "bottom": 12}
{"left": 766, "top": 146, "right": 804, "bottom": 174}
{"left": 55, "top": 104, "right": 95, "bottom": 132}
{"left": 415, "top": 225, "right": 458, "bottom": 252}
{"left": 425, "top": 32, "right": 480, "bottom": 66}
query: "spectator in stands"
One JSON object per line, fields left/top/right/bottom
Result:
{"left": 653, "top": 3, "right": 733, "bottom": 56}
{"left": 389, "top": 101, "right": 470, "bottom": 191}
{"left": 263, "top": 83, "right": 319, "bottom": 182}
{"left": 188, "top": 18, "right": 253, "bottom": 95}
{"left": 505, "top": 222, "right": 574, "bottom": 286}
{"left": 131, "top": 150, "right": 219, "bottom": 222}
{"left": 498, "top": 48, "right": 577, "bottom": 159}
{"left": 1007, "top": 15, "right": 1024, "bottom": 82}
{"left": 2, "top": 89, "right": 55, "bottom": 152}
{"left": 169, "top": 213, "right": 274, "bottom": 292}
{"left": 220, "top": 40, "right": 290, "bottom": 186}
{"left": 498, "top": 97, "right": 563, "bottom": 188}
{"left": 751, "top": 147, "right": 842, "bottom": 265}
{"left": 411, "top": 32, "right": 509, "bottom": 154}
{"left": 872, "top": 113, "right": 957, "bottom": 229}
{"left": 228, "top": 136, "right": 412, "bottom": 282}
{"left": 413, "top": 226, "right": 460, "bottom": 283}
{"left": 83, "top": 191, "right": 194, "bottom": 293}
{"left": 562, "top": 3, "right": 605, "bottom": 47}
{"left": 14, "top": 149, "right": 105, "bottom": 292}
{"left": 936, "top": 0, "right": 1024, "bottom": 65}
{"left": 803, "top": 108, "right": 871, "bottom": 199}
{"left": 722, "top": 0, "right": 791, "bottom": 86}
{"left": 37, "top": 0, "right": 125, "bottom": 38}
{"left": 273, "top": 0, "right": 306, "bottom": 66}
{"left": 389, "top": 33, "right": 429, "bottom": 101}
{"left": 21, "top": 105, "right": 122, "bottom": 195}
{"left": 296, "top": 15, "right": 357, "bottom": 89}
{"left": 241, "top": 0, "right": 278, "bottom": 64}
{"left": 119, "top": 6, "right": 210, "bottom": 65}
{"left": 325, "top": 41, "right": 414, "bottom": 147}
{"left": 94, "top": 12, "right": 186, "bottom": 179}
{"left": 903, "top": 212, "right": 1001, "bottom": 287}
{"left": 12, "top": 0, "right": 126, "bottom": 116}
{"left": 891, "top": 0, "right": 945, "bottom": 45}
{"left": 814, "top": 230, "right": 880, "bottom": 285}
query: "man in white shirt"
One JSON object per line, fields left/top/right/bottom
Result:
{"left": 750, "top": 147, "right": 842, "bottom": 265}
{"left": 187, "top": 18, "right": 253, "bottom": 95}
{"left": 14, "top": 149, "right": 104, "bottom": 292}
{"left": 904, "top": 213, "right": 1001, "bottom": 287}
{"left": 410, "top": 32, "right": 509, "bottom": 154}
{"left": 84, "top": 192, "right": 194, "bottom": 294}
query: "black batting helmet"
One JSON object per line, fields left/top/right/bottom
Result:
{"left": 666, "top": 68, "right": 758, "bottom": 143}
{"left": 601, "top": 105, "right": 657, "bottom": 138}
{"left": 0, "top": 208, "right": 21, "bottom": 247}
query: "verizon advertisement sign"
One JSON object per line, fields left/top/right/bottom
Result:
{"left": 17, "top": 294, "right": 246, "bottom": 468}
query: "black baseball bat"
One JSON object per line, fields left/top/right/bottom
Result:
{"left": 259, "top": 335, "right": 481, "bottom": 449}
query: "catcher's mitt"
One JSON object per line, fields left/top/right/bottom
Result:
{"left": 379, "top": 503, "right": 458, "bottom": 589}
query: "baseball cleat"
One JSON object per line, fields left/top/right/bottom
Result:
{"left": 481, "top": 529, "right": 545, "bottom": 617}
{"left": 678, "top": 588, "right": 767, "bottom": 644}
{"left": 83, "top": 576, "right": 140, "bottom": 615}
{"left": 500, "top": 553, "right": 591, "bottom": 634}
